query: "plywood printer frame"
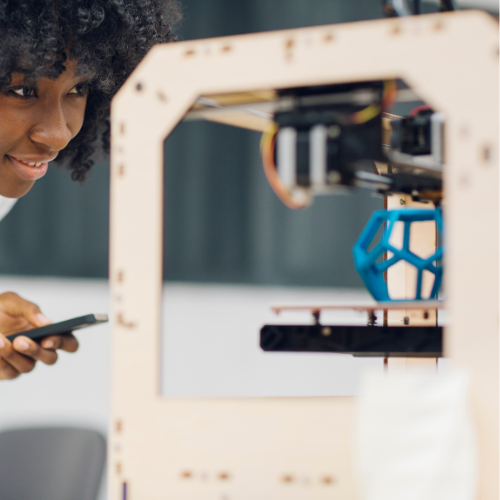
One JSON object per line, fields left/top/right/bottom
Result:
{"left": 109, "top": 11, "right": 498, "bottom": 499}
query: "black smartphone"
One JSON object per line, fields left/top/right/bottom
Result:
{"left": 6, "top": 314, "right": 108, "bottom": 342}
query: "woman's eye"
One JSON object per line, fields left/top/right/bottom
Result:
{"left": 68, "top": 83, "right": 89, "bottom": 96}
{"left": 11, "top": 87, "right": 35, "bottom": 98}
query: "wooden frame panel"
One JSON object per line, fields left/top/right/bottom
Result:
{"left": 110, "top": 11, "right": 498, "bottom": 499}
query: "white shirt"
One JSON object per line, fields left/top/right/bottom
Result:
{"left": 0, "top": 195, "right": 17, "bottom": 221}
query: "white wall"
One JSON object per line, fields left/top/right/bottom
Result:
{"left": 0, "top": 277, "right": 111, "bottom": 435}
{"left": 162, "top": 283, "right": 383, "bottom": 398}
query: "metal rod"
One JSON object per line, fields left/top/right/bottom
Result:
{"left": 184, "top": 89, "right": 422, "bottom": 123}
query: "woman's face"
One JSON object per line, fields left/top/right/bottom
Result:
{"left": 0, "top": 59, "right": 92, "bottom": 198}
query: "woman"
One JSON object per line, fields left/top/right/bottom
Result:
{"left": 0, "top": 0, "right": 180, "bottom": 379}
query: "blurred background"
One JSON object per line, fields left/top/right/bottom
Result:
{"left": 0, "top": 0, "right": 496, "bottom": 281}
{"left": 0, "top": 0, "right": 496, "bottom": 498}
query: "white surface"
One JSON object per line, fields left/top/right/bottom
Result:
{"left": 0, "top": 277, "right": 110, "bottom": 434}
{"left": 162, "top": 283, "right": 383, "bottom": 397}
{"left": 356, "top": 368, "right": 477, "bottom": 500}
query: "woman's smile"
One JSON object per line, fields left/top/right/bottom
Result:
{"left": 5, "top": 155, "right": 55, "bottom": 181}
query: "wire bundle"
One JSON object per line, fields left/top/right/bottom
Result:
{"left": 261, "top": 81, "right": 398, "bottom": 209}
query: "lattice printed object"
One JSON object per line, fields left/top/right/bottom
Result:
{"left": 353, "top": 208, "right": 443, "bottom": 301}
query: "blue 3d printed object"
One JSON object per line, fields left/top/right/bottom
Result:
{"left": 353, "top": 208, "right": 443, "bottom": 301}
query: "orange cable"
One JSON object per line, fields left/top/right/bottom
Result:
{"left": 261, "top": 124, "right": 308, "bottom": 210}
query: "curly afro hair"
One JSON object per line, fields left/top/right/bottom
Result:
{"left": 0, "top": 0, "right": 181, "bottom": 181}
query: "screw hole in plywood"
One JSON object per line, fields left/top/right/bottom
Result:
{"left": 184, "top": 49, "right": 195, "bottom": 57}
{"left": 180, "top": 470, "right": 193, "bottom": 479}
{"left": 390, "top": 23, "right": 401, "bottom": 36}
{"left": 116, "top": 462, "right": 122, "bottom": 475}
{"left": 482, "top": 144, "right": 492, "bottom": 163}
{"left": 218, "top": 472, "right": 231, "bottom": 481}
{"left": 118, "top": 164, "right": 125, "bottom": 177}
{"left": 320, "top": 475, "right": 335, "bottom": 485}
{"left": 136, "top": 82, "right": 143, "bottom": 91}
{"left": 424, "top": 310, "right": 429, "bottom": 319}
{"left": 221, "top": 45, "right": 232, "bottom": 53}
{"left": 119, "top": 122, "right": 125, "bottom": 135}
{"left": 117, "top": 270, "right": 124, "bottom": 283}
{"left": 433, "top": 21, "right": 443, "bottom": 32}
{"left": 323, "top": 32, "right": 334, "bottom": 43}
{"left": 157, "top": 91, "right": 168, "bottom": 102}
{"left": 117, "top": 313, "right": 136, "bottom": 329}
{"left": 284, "top": 38, "right": 294, "bottom": 63}
{"left": 281, "top": 474, "right": 294, "bottom": 483}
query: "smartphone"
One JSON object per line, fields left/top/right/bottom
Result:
{"left": 6, "top": 314, "right": 109, "bottom": 342}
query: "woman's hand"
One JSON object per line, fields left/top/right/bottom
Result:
{"left": 0, "top": 292, "right": 78, "bottom": 380}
